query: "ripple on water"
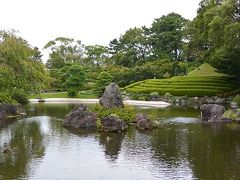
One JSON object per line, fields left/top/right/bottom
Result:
{"left": 162, "top": 117, "right": 200, "bottom": 124}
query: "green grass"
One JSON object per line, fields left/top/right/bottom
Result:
{"left": 124, "top": 64, "right": 239, "bottom": 97}
{"left": 188, "top": 63, "right": 226, "bottom": 77}
{"left": 28, "top": 91, "right": 97, "bottom": 99}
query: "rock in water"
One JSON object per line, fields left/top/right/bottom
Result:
{"left": 0, "top": 104, "right": 26, "bottom": 119}
{"left": 0, "top": 108, "right": 6, "bottom": 119}
{"left": 136, "top": 113, "right": 153, "bottom": 130}
{"left": 200, "top": 104, "right": 225, "bottom": 122}
{"left": 101, "top": 114, "right": 127, "bottom": 132}
{"left": 99, "top": 83, "right": 124, "bottom": 108}
{"left": 63, "top": 105, "right": 97, "bottom": 128}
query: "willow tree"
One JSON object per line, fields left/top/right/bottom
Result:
{"left": 0, "top": 30, "right": 51, "bottom": 97}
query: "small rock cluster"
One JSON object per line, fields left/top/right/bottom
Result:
{"left": 200, "top": 103, "right": 240, "bottom": 123}
{"left": 64, "top": 83, "right": 127, "bottom": 132}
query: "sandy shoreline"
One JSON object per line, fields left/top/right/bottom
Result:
{"left": 29, "top": 98, "right": 171, "bottom": 108}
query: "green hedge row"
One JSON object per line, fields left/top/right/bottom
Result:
{"left": 139, "top": 84, "right": 233, "bottom": 91}
{"left": 123, "top": 80, "right": 148, "bottom": 90}
{"left": 126, "top": 87, "right": 222, "bottom": 97}
{"left": 145, "top": 80, "right": 234, "bottom": 85}
{"left": 148, "top": 79, "right": 232, "bottom": 84}
{"left": 144, "top": 82, "right": 235, "bottom": 88}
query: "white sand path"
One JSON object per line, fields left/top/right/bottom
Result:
{"left": 29, "top": 98, "right": 171, "bottom": 108}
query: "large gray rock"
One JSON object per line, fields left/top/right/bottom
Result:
{"left": 101, "top": 114, "right": 127, "bottom": 132}
{"left": 0, "top": 104, "right": 26, "bottom": 119}
{"left": 200, "top": 104, "right": 225, "bottom": 122}
{"left": 63, "top": 105, "right": 97, "bottom": 128}
{"left": 136, "top": 113, "right": 154, "bottom": 130}
{"left": 99, "top": 83, "right": 124, "bottom": 108}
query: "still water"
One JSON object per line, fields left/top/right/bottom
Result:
{"left": 1, "top": 103, "right": 240, "bottom": 180}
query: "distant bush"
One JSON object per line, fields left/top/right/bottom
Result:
{"left": 67, "top": 89, "right": 78, "bottom": 97}
{"left": 12, "top": 89, "right": 29, "bottom": 105}
{"left": 149, "top": 92, "right": 160, "bottom": 99}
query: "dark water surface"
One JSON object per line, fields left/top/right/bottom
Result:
{"left": 1, "top": 103, "right": 240, "bottom": 180}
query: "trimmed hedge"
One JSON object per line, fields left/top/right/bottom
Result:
{"left": 124, "top": 75, "right": 239, "bottom": 97}
{"left": 126, "top": 87, "right": 222, "bottom": 97}
{"left": 139, "top": 84, "right": 233, "bottom": 91}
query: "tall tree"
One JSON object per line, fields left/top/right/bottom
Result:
{"left": 65, "top": 64, "right": 86, "bottom": 97}
{"left": 149, "top": 13, "right": 188, "bottom": 61}
{"left": 109, "top": 27, "right": 150, "bottom": 67}
{"left": 186, "top": 0, "right": 240, "bottom": 76}
{"left": 44, "top": 37, "right": 84, "bottom": 69}
{"left": 85, "top": 45, "right": 109, "bottom": 68}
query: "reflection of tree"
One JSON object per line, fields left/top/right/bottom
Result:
{"left": 0, "top": 121, "right": 45, "bottom": 179}
{"left": 150, "top": 124, "right": 190, "bottom": 166}
{"left": 28, "top": 103, "right": 77, "bottom": 119}
{"left": 150, "top": 123, "right": 240, "bottom": 179}
{"left": 137, "top": 106, "right": 200, "bottom": 119}
{"left": 98, "top": 132, "right": 125, "bottom": 161}
{"left": 187, "top": 124, "right": 240, "bottom": 180}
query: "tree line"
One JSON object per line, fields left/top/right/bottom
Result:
{"left": 0, "top": 0, "right": 239, "bottom": 102}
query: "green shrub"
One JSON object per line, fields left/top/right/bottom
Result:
{"left": 96, "top": 118, "right": 103, "bottom": 129}
{"left": 67, "top": 89, "right": 78, "bottom": 97}
{"left": 223, "top": 109, "right": 240, "bottom": 121}
{"left": 91, "top": 104, "right": 136, "bottom": 125}
{"left": 12, "top": 89, "right": 29, "bottom": 105}
{"left": 0, "top": 92, "right": 15, "bottom": 104}
{"left": 149, "top": 92, "right": 160, "bottom": 99}
{"left": 234, "top": 95, "right": 240, "bottom": 106}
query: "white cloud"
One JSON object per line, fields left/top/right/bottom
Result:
{"left": 0, "top": 0, "right": 200, "bottom": 61}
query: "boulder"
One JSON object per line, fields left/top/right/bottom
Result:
{"left": 100, "top": 114, "right": 127, "bottom": 132}
{"left": 136, "top": 113, "right": 153, "bottom": 130}
{"left": 203, "top": 97, "right": 215, "bottom": 104}
{"left": 231, "top": 102, "right": 239, "bottom": 109}
{"left": 99, "top": 83, "right": 124, "bottom": 108}
{"left": 215, "top": 98, "right": 226, "bottom": 104}
{"left": 200, "top": 104, "right": 225, "bottom": 122}
{"left": 63, "top": 105, "right": 97, "bottom": 128}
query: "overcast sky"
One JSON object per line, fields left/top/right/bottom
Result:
{"left": 0, "top": 0, "right": 200, "bottom": 60}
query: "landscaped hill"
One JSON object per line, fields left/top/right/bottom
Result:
{"left": 188, "top": 63, "right": 226, "bottom": 77}
{"left": 124, "top": 64, "right": 238, "bottom": 97}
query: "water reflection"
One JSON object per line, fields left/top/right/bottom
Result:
{"left": 0, "top": 103, "right": 240, "bottom": 179}
{"left": 0, "top": 119, "right": 45, "bottom": 180}
{"left": 97, "top": 132, "right": 126, "bottom": 161}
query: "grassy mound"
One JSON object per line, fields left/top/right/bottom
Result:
{"left": 124, "top": 64, "right": 238, "bottom": 97}
{"left": 188, "top": 63, "right": 226, "bottom": 77}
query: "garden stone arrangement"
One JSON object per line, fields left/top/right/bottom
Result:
{"left": 64, "top": 83, "right": 156, "bottom": 131}
{"left": 200, "top": 103, "right": 240, "bottom": 123}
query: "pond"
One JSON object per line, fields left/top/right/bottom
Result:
{"left": 1, "top": 103, "right": 240, "bottom": 180}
